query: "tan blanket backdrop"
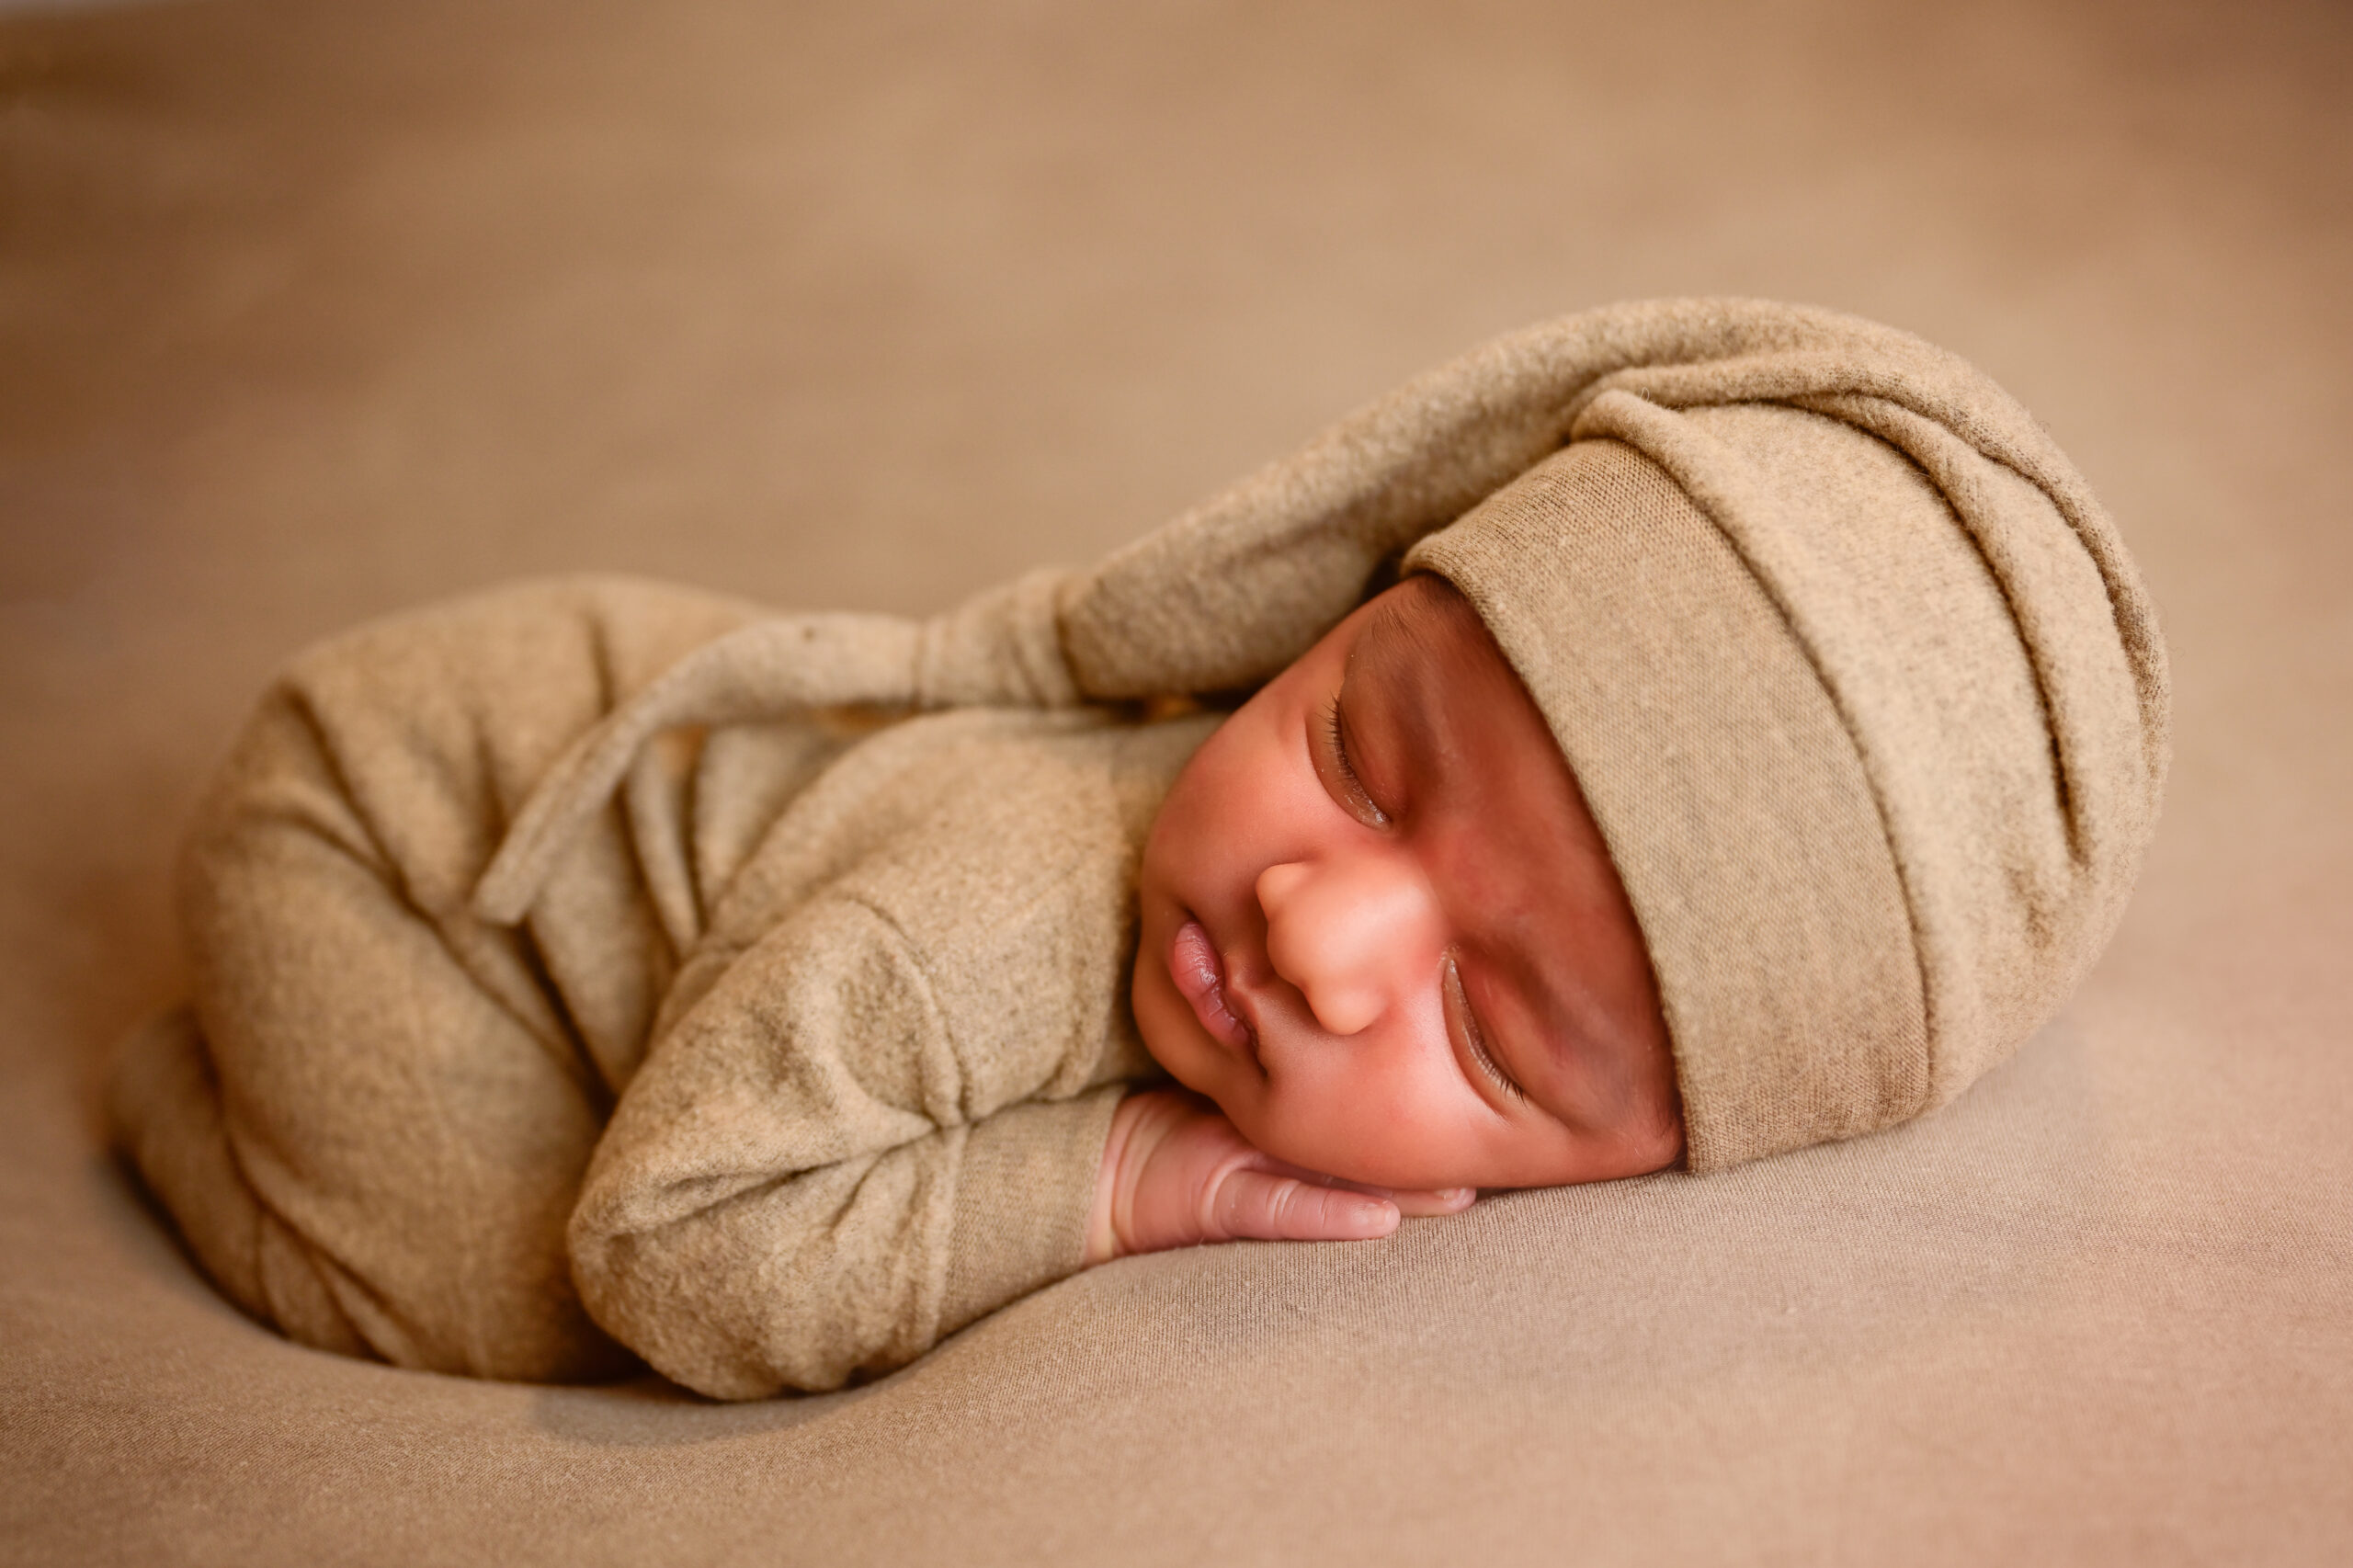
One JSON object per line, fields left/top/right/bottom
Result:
{"left": 3, "top": 1, "right": 2347, "bottom": 1564}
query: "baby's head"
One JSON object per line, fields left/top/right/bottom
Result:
{"left": 1123, "top": 302, "right": 2169, "bottom": 1189}
{"left": 1135, "top": 573, "right": 1684, "bottom": 1189}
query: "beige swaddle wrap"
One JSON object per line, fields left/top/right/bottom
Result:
{"left": 111, "top": 298, "right": 2165, "bottom": 1395}
{"left": 108, "top": 579, "right": 1206, "bottom": 1396}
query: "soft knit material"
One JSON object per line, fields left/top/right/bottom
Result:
{"left": 109, "top": 298, "right": 2166, "bottom": 1398}
{"left": 111, "top": 578, "right": 1202, "bottom": 1396}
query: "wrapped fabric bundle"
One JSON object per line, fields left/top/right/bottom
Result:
{"left": 110, "top": 298, "right": 2167, "bottom": 1398}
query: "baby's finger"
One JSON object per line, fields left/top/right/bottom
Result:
{"left": 1210, "top": 1168, "right": 1400, "bottom": 1243}
{"left": 1387, "top": 1187, "right": 1478, "bottom": 1217}
{"left": 1276, "top": 1169, "right": 1475, "bottom": 1219}
{"left": 1222, "top": 1146, "right": 1472, "bottom": 1222}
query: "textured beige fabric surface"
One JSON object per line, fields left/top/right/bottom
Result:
{"left": 564, "top": 698, "right": 1194, "bottom": 1397}
{"left": 106, "top": 576, "right": 1196, "bottom": 1396}
{"left": 3, "top": 1, "right": 2347, "bottom": 1564}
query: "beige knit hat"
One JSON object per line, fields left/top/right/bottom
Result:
{"left": 475, "top": 299, "right": 2167, "bottom": 1171}
{"left": 1055, "top": 297, "right": 2169, "bottom": 1170}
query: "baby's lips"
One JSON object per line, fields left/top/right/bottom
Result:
{"left": 1168, "top": 917, "right": 1255, "bottom": 1053}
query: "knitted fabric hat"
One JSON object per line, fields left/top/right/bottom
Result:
{"left": 1401, "top": 314, "right": 2168, "bottom": 1167}
{"left": 476, "top": 299, "right": 2167, "bottom": 1170}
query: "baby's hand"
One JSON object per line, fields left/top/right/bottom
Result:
{"left": 1084, "top": 1088, "right": 1475, "bottom": 1264}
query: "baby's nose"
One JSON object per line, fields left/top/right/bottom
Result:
{"left": 1256, "top": 856, "right": 1441, "bottom": 1037}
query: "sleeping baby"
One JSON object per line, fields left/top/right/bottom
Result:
{"left": 108, "top": 299, "right": 2169, "bottom": 1400}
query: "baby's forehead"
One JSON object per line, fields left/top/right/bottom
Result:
{"left": 1348, "top": 574, "right": 1533, "bottom": 725}
{"left": 1350, "top": 574, "right": 1476, "bottom": 671}
{"left": 1347, "top": 580, "right": 1586, "bottom": 832}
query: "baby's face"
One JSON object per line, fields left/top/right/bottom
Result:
{"left": 1133, "top": 574, "right": 1684, "bottom": 1191}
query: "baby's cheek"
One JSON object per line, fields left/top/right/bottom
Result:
{"left": 1256, "top": 1052, "right": 1468, "bottom": 1187}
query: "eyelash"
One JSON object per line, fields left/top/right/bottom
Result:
{"left": 1321, "top": 695, "right": 1390, "bottom": 827}
{"left": 1446, "top": 954, "right": 1526, "bottom": 1104}
{"left": 1471, "top": 1025, "right": 1527, "bottom": 1103}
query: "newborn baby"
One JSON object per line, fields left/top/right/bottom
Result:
{"left": 108, "top": 299, "right": 2168, "bottom": 1401}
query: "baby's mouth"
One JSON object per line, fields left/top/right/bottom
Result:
{"left": 1168, "top": 917, "right": 1258, "bottom": 1058}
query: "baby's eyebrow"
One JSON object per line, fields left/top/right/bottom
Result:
{"left": 1347, "top": 592, "right": 1447, "bottom": 721}
{"left": 1346, "top": 597, "right": 1449, "bottom": 786}
{"left": 1347, "top": 589, "right": 1475, "bottom": 792}
{"left": 1359, "top": 585, "right": 1442, "bottom": 665}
